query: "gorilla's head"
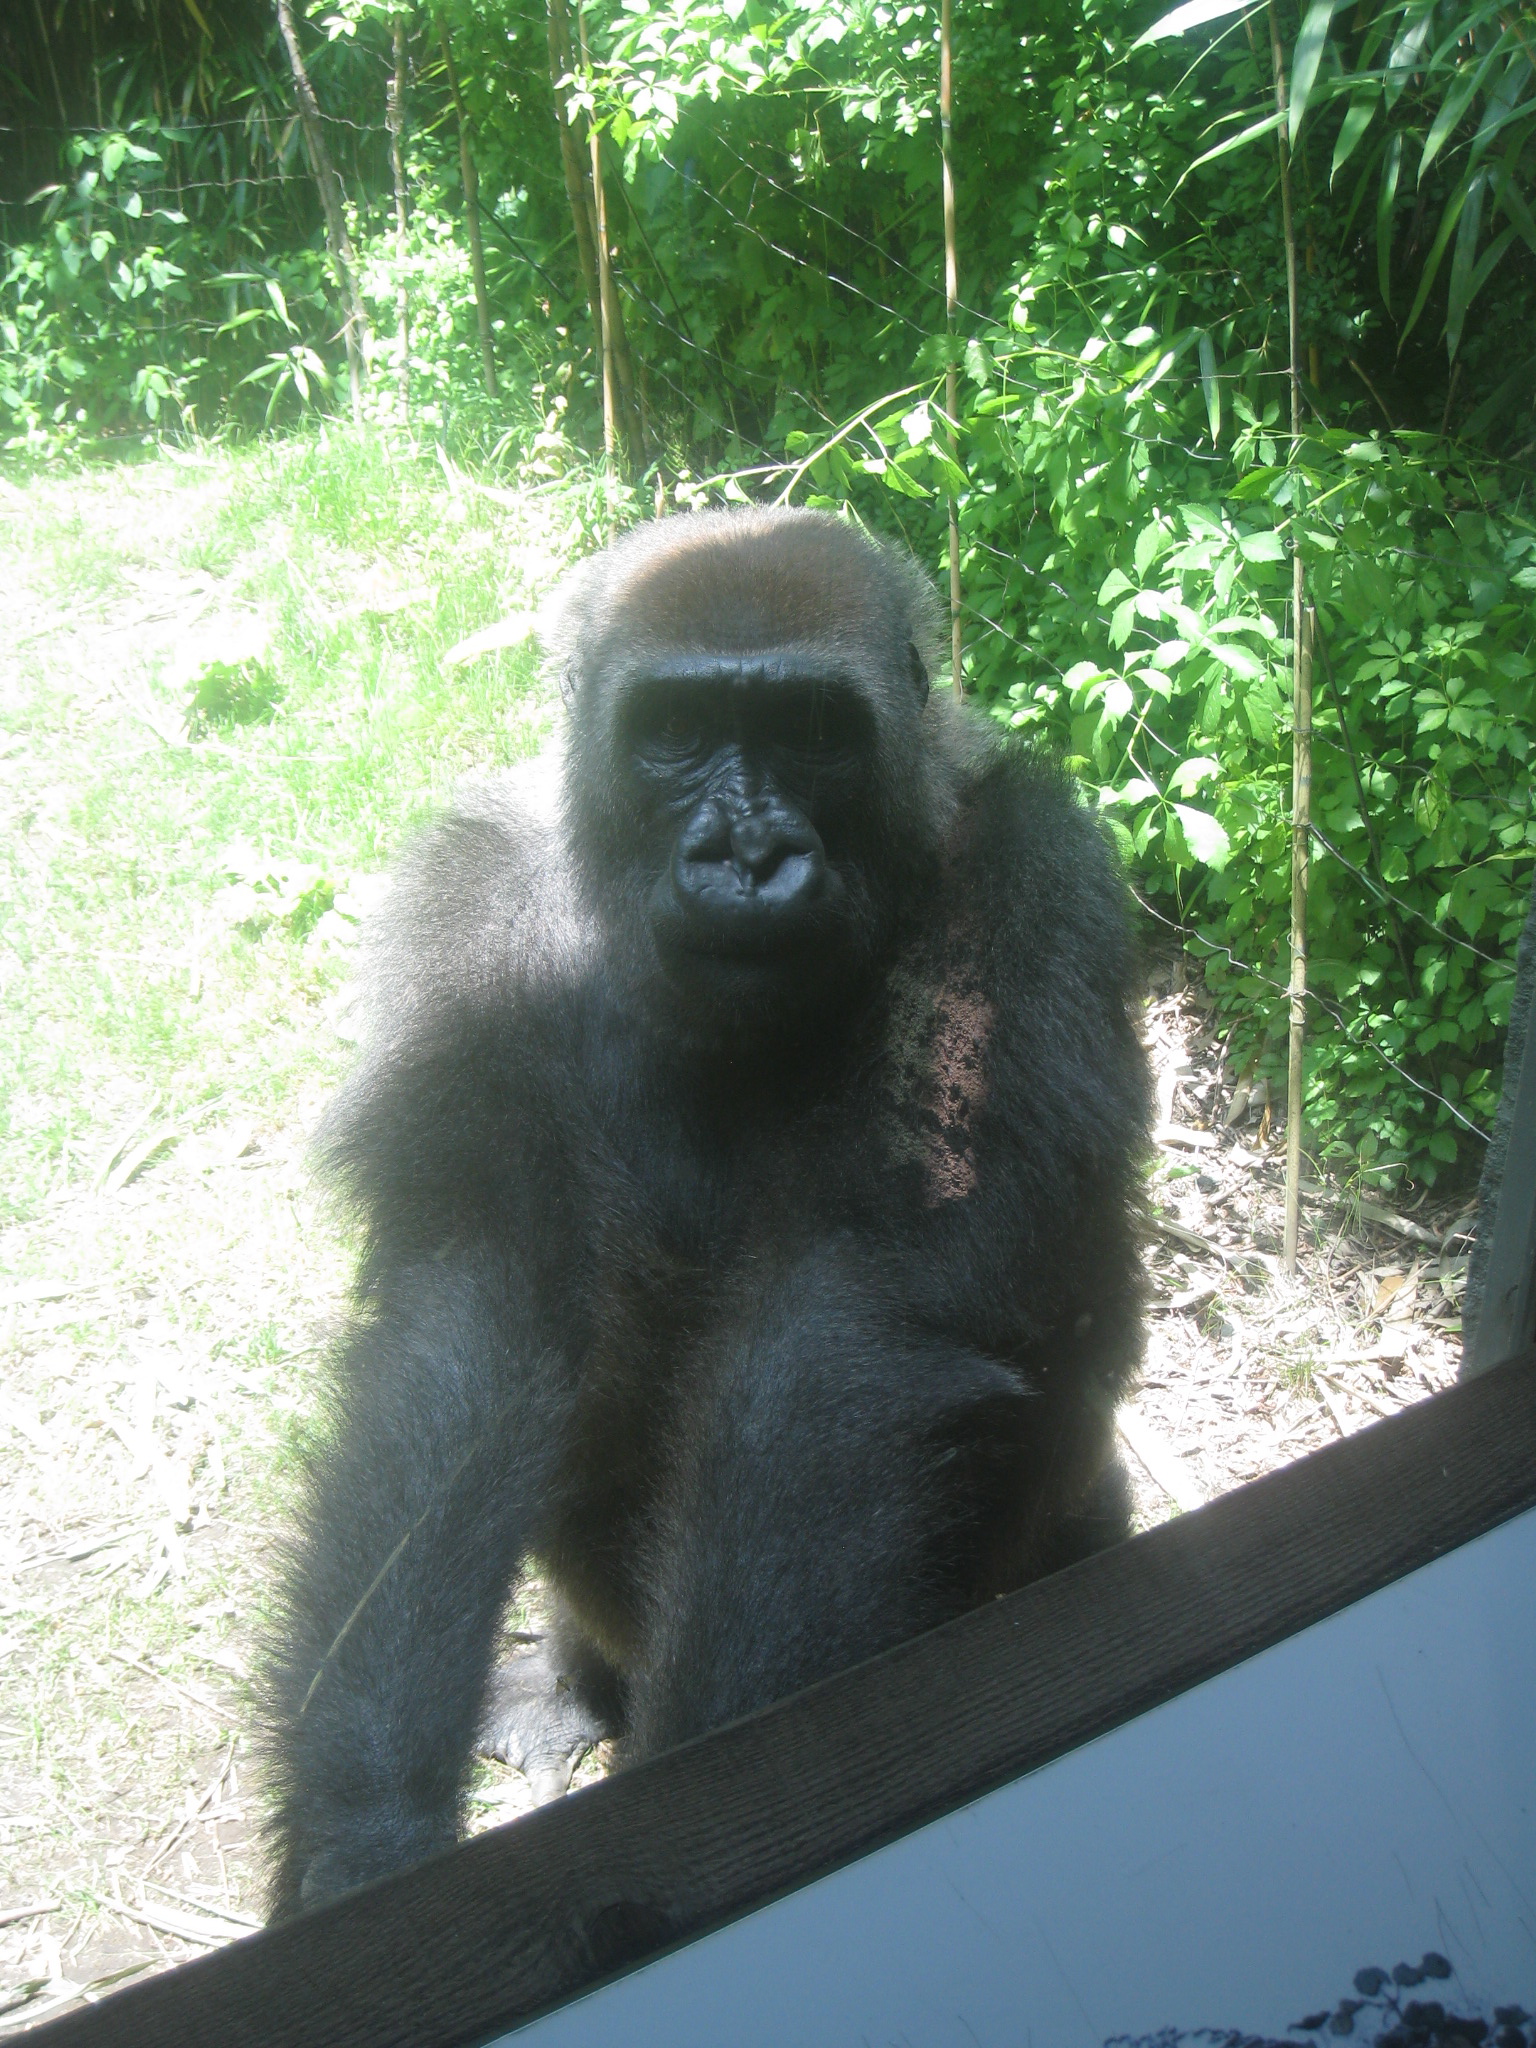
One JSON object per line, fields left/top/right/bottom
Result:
{"left": 549, "top": 509, "right": 961, "bottom": 1047}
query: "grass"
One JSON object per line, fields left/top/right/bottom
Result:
{"left": 0, "top": 426, "right": 573, "bottom": 2023}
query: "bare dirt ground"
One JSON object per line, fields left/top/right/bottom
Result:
{"left": 1122, "top": 960, "right": 1468, "bottom": 1534}
{"left": 0, "top": 460, "right": 1475, "bottom": 2032}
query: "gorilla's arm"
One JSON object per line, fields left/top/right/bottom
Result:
{"left": 260, "top": 1249, "right": 569, "bottom": 1918}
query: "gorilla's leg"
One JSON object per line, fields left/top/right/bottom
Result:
{"left": 262, "top": 1255, "right": 567, "bottom": 1917}
{"left": 1035, "top": 1453, "right": 1134, "bottom": 1570}
{"left": 479, "top": 1599, "right": 625, "bottom": 1800}
{"left": 625, "top": 1251, "right": 1042, "bottom": 1761}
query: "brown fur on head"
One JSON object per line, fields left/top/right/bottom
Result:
{"left": 546, "top": 507, "right": 945, "bottom": 706}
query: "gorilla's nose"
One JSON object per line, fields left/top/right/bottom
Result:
{"left": 671, "top": 797, "right": 828, "bottom": 938}
{"left": 729, "top": 807, "right": 818, "bottom": 885}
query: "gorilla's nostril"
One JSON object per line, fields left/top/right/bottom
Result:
{"left": 729, "top": 813, "right": 785, "bottom": 879}
{"left": 678, "top": 800, "right": 732, "bottom": 864}
{"left": 728, "top": 809, "right": 823, "bottom": 885}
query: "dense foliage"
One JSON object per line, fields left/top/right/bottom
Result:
{"left": 2, "top": 0, "right": 1532, "bottom": 1186}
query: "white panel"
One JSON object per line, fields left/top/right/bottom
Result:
{"left": 500, "top": 1505, "right": 1536, "bottom": 2047}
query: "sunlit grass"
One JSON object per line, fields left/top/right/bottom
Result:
{"left": 0, "top": 427, "right": 579, "bottom": 1969}
{"left": 0, "top": 425, "right": 567, "bottom": 1231}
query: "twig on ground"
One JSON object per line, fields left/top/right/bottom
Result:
{"left": 141, "top": 1738, "right": 236, "bottom": 1876}
{"left": 13, "top": 1524, "right": 155, "bottom": 1571}
{"left": 1117, "top": 1407, "right": 1207, "bottom": 1513}
{"left": 106, "top": 1653, "right": 226, "bottom": 1729}
{"left": 87, "top": 1893, "right": 240, "bottom": 1949}
{"left": 141, "top": 1881, "right": 259, "bottom": 1929}
{"left": 1315, "top": 1377, "right": 1355, "bottom": 1437}
{"left": 0, "top": 1903, "right": 60, "bottom": 1929}
{"left": 1147, "top": 1216, "right": 1228, "bottom": 1262}
{"left": 1316, "top": 1369, "right": 1396, "bottom": 1421}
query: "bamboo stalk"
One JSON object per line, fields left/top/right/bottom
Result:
{"left": 438, "top": 23, "right": 497, "bottom": 398}
{"left": 1286, "top": 604, "right": 1314, "bottom": 1273}
{"left": 575, "top": 4, "right": 618, "bottom": 463}
{"left": 274, "top": 0, "right": 369, "bottom": 423}
{"left": 940, "top": 0, "right": 963, "bottom": 699}
{"left": 575, "top": 2, "right": 643, "bottom": 472}
{"left": 1268, "top": 0, "right": 1310, "bottom": 1273}
{"left": 545, "top": 0, "right": 605, "bottom": 373}
{"left": 32, "top": 0, "right": 68, "bottom": 131}
{"left": 388, "top": 15, "right": 411, "bottom": 423}
{"left": 1268, "top": 1, "right": 1302, "bottom": 448}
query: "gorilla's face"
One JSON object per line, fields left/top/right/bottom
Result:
{"left": 621, "top": 657, "right": 879, "bottom": 1021}
{"left": 558, "top": 510, "right": 943, "bottom": 1049}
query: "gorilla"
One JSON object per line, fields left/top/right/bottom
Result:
{"left": 260, "top": 508, "right": 1151, "bottom": 1918}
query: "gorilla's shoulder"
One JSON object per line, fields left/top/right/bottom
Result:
{"left": 962, "top": 735, "right": 1114, "bottom": 868}
{"left": 319, "top": 753, "right": 587, "bottom": 1214}
{"left": 953, "top": 735, "right": 1137, "bottom": 980}
{"left": 362, "top": 750, "right": 588, "bottom": 1023}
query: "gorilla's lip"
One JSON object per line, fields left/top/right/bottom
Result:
{"left": 651, "top": 859, "right": 846, "bottom": 960}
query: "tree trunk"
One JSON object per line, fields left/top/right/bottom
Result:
{"left": 940, "top": 0, "right": 962, "bottom": 699}
{"left": 545, "top": 0, "right": 607, "bottom": 411}
{"left": 273, "top": 0, "right": 369, "bottom": 422}
{"left": 574, "top": 3, "right": 642, "bottom": 470}
{"left": 546, "top": 0, "right": 642, "bottom": 470}
{"left": 388, "top": 15, "right": 411, "bottom": 422}
{"left": 438, "top": 22, "right": 497, "bottom": 398}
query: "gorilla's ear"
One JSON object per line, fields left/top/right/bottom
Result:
{"left": 907, "top": 641, "right": 930, "bottom": 707}
{"left": 559, "top": 659, "right": 579, "bottom": 710}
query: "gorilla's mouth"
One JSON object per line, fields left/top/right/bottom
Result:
{"left": 651, "top": 807, "right": 851, "bottom": 966}
{"left": 667, "top": 853, "right": 840, "bottom": 945}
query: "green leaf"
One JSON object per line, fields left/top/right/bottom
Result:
{"left": 1331, "top": 88, "right": 1379, "bottom": 185}
{"left": 1133, "top": 0, "right": 1256, "bottom": 49}
{"left": 1289, "top": 0, "right": 1338, "bottom": 147}
{"left": 1385, "top": 5, "right": 1433, "bottom": 110}
{"left": 266, "top": 278, "right": 294, "bottom": 331}
{"left": 1104, "top": 678, "right": 1134, "bottom": 719}
{"left": 1179, "top": 108, "right": 1286, "bottom": 186}
{"left": 1063, "top": 660, "right": 1108, "bottom": 692}
{"left": 1237, "top": 529, "right": 1285, "bottom": 561}
{"left": 1203, "top": 640, "right": 1265, "bottom": 680}
{"left": 1399, "top": 169, "right": 1477, "bottom": 346}
{"left": 1171, "top": 803, "right": 1232, "bottom": 867}
{"left": 1465, "top": 224, "right": 1516, "bottom": 339}
{"left": 1469, "top": 50, "right": 1536, "bottom": 169}
{"left": 1492, "top": 160, "right": 1536, "bottom": 255}
{"left": 1418, "top": 65, "right": 1485, "bottom": 185}
{"left": 1377, "top": 131, "right": 1403, "bottom": 311}
{"left": 1198, "top": 331, "right": 1222, "bottom": 442}
{"left": 1445, "top": 169, "right": 1489, "bottom": 360}
{"left": 879, "top": 459, "right": 930, "bottom": 500}
{"left": 1099, "top": 778, "right": 1159, "bottom": 806}
{"left": 1170, "top": 755, "right": 1221, "bottom": 795}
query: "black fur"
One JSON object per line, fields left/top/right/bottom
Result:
{"left": 259, "top": 509, "right": 1151, "bottom": 1918}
